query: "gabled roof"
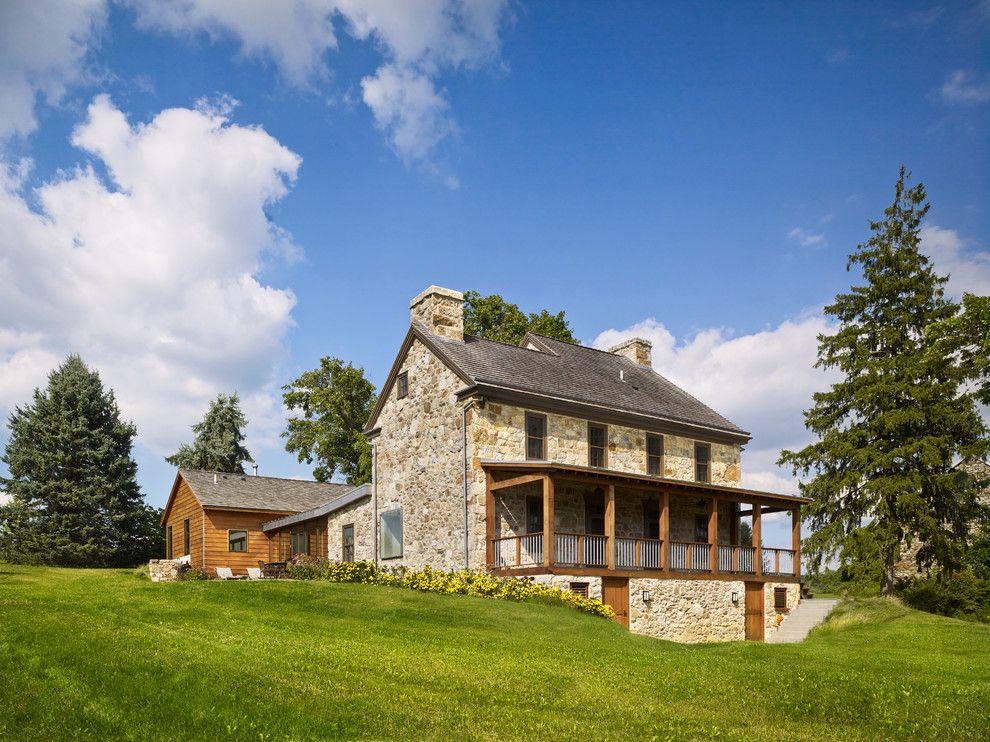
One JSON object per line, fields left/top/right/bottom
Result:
{"left": 262, "top": 483, "right": 372, "bottom": 532}
{"left": 365, "top": 322, "right": 749, "bottom": 442}
{"left": 162, "top": 469, "right": 352, "bottom": 523}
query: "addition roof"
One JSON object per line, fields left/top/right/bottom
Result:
{"left": 163, "top": 469, "right": 353, "bottom": 522}
{"left": 366, "top": 322, "right": 749, "bottom": 442}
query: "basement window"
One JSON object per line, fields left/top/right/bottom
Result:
{"left": 774, "top": 587, "right": 789, "bottom": 612}
{"left": 569, "top": 582, "right": 589, "bottom": 600}
{"left": 228, "top": 530, "right": 248, "bottom": 552}
{"left": 397, "top": 372, "right": 409, "bottom": 399}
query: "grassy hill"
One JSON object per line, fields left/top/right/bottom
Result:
{"left": 0, "top": 566, "right": 987, "bottom": 740}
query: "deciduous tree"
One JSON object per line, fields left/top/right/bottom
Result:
{"left": 463, "top": 291, "right": 576, "bottom": 345}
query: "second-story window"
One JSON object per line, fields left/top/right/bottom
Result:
{"left": 397, "top": 372, "right": 408, "bottom": 399}
{"left": 647, "top": 434, "right": 663, "bottom": 476}
{"left": 588, "top": 423, "right": 607, "bottom": 468}
{"left": 695, "top": 442, "right": 711, "bottom": 483}
{"left": 525, "top": 413, "right": 546, "bottom": 460}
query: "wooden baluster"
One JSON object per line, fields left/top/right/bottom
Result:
{"left": 635, "top": 538, "right": 641, "bottom": 568}
{"left": 660, "top": 491, "right": 669, "bottom": 571}
{"left": 516, "top": 536, "right": 521, "bottom": 566}
{"left": 577, "top": 534, "right": 584, "bottom": 566}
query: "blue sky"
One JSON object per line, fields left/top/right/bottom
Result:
{"left": 1, "top": 1, "right": 988, "bottom": 546}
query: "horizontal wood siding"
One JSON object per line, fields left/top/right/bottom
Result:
{"left": 163, "top": 478, "right": 204, "bottom": 568}
{"left": 268, "top": 518, "right": 329, "bottom": 562}
{"left": 204, "top": 509, "right": 291, "bottom": 576}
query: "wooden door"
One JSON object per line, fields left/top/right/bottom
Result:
{"left": 602, "top": 577, "right": 629, "bottom": 628}
{"left": 744, "top": 582, "right": 764, "bottom": 641}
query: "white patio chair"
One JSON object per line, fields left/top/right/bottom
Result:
{"left": 215, "top": 567, "right": 245, "bottom": 580}
{"left": 246, "top": 567, "right": 263, "bottom": 580}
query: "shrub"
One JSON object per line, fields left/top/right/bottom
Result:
{"left": 286, "top": 557, "right": 614, "bottom": 619}
{"left": 898, "top": 570, "right": 990, "bottom": 623}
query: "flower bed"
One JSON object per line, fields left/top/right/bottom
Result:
{"left": 287, "top": 557, "right": 614, "bottom": 619}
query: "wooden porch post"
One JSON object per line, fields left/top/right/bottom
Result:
{"left": 792, "top": 507, "right": 801, "bottom": 578}
{"left": 660, "top": 490, "right": 670, "bottom": 571}
{"left": 543, "top": 474, "right": 555, "bottom": 568}
{"left": 708, "top": 497, "right": 718, "bottom": 573}
{"left": 605, "top": 484, "right": 615, "bottom": 569}
{"left": 485, "top": 470, "right": 495, "bottom": 568}
{"left": 729, "top": 502, "right": 739, "bottom": 546}
{"left": 753, "top": 504, "right": 762, "bottom": 577}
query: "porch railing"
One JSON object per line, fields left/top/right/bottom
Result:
{"left": 554, "top": 532, "right": 607, "bottom": 567}
{"left": 668, "top": 541, "right": 710, "bottom": 572}
{"left": 615, "top": 537, "right": 661, "bottom": 569}
{"left": 762, "top": 548, "right": 795, "bottom": 576}
{"left": 492, "top": 532, "right": 544, "bottom": 568}
{"left": 718, "top": 544, "right": 757, "bottom": 573}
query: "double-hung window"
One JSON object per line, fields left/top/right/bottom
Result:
{"left": 695, "top": 442, "right": 711, "bottom": 483}
{"left": 397, "top": 372, "right": 409, "bottom": 399}
{"left": 183, "top": 519, "right": 190, "bottom": 556}
{"left": 342, "top": 524, "right": 355, "bottom": 562}
{"left": 647, "top": 434, "right": 663, "bottom": 476}
{"left": 588, "top": 423, "right": 607, "bottom": 468}
{"left": 525, "top": 413, "right": 546, "bottom": 460}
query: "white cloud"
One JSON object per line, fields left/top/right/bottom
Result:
{"left": 0, "top": 0, "right": 107, "bottom": 139}
{"left": 0, "top": 96, "right": 301, "bottom": 454}
{"left": 127, "top": 0, "right": 511, "bottom": 176}
{"left": 787, "top": 226, "right": 826, "bottom": 247}
{"left": 920, "top": 224, "right": 990, "bottom": 297}
{"left": 939, "top": 69, "right": 990, "bottom": 105}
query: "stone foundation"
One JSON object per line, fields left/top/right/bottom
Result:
{"left": 532, "top": 574, "right": 603, "bottom": 601}
{"left": 764, "top": 582, "right": 800, "bottom": 638}
{"left": 629, "top": 577, "right": 747, "bottom": 642}
{"left": 149, "top": 559, "right": 183, "bottom": 582}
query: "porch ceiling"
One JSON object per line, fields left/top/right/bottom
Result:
{"left": 479, "top": 460, "right": 811, "bottom": 508}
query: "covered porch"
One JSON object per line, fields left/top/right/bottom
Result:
{"left": 483, "top": 461, "right": 807, "bottom": 581}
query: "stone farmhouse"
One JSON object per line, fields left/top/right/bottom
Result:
{"left": 161, "top": 285, "right": 809, "bottom": 642}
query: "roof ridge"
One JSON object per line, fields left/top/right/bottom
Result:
{"left": 180, "top": 468, "right": 347, "bottom": 486}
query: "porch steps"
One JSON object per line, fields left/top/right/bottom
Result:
{"left": 765, "top": 598, "right": 839, "bottom": 644}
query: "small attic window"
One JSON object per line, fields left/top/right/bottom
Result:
{"left": 397, "top": 372, "right": 408, "bottom": 399}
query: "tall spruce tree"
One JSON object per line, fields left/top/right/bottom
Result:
{"left": 166, "top": 393, "right": 252, "bottom": 473}
{"left": 0, "top": 355, "right": 162, "bottom": 567}
{"left": 779, "top": 168, "right": 989, "bottom": 595}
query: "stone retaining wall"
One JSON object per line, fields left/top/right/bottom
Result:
{"left": 149, "top": 559, "right": 183, "bottom": 582}
{"left": 628, "top": 577, "right": 747, "bottom": 642}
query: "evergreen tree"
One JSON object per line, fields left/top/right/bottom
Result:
{"left": 166, "top": 393, "right": 252, "bottom": 473}
{"left": 282, "top": 358, "right": 377, "bottom": 484}
{"left": 0, "top": 355, "right": 162, "bottom": 567}
{"left": 463, "top": 291, "right": 576, "bottom": 345}
{"left": 779, "top": 168, "right": 989, "bottom": 595}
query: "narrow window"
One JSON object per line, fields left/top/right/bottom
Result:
{"left": 643, "top": 501, "right": 660, "bottom": 540}
{"left": 228, "top": 530, "right": 248, "bottom": 552}
{"left": 380, "top": 509, "right": 403, "bottom": 559}
{"left": 397, "top": 371, "right": 409, "bottom": 399}
{"left": 584, "top": 488, "right": 606, "bottom": 536}
{"left": 526, "top": 495, "right": 544, "bottom": 534}
{"left": 588, "top": 423, "right": 607, "bottom": 468}
{"left": 167, "top": 525, "right": 173, "bottom": 559}
{"left": 695, "top": 442, "right": 711, "bottom": 483}
{"left": 647, "top": 434, "right": 664, "bottom": 476}
{"left": 694, "top": 514, "right": 708, "bottom": 543}
{"left": 525, "top": 413, "right": 546, "bottom": 460}
{"left": 183, "top": 519, "right": 190, "bottom": 556}
{"left": 569, "top": 582, "right": 589, "bottom": 600}
{"left": 342, "top": 524, "right": 355, "bottom": 562}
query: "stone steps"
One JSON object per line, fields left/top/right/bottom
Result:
{"left": 765, "top": 598, "right": 839, "bottom": 644}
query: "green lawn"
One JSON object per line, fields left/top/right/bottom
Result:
{"left": 0, "top": 566, "right": 987, "bottom": 741}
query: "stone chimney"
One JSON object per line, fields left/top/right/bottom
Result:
{"left": 608, "top": 337, "right": 652, "bottom": 367}
{"left": 410, "top": 285, "right": 464, "bottom": 340}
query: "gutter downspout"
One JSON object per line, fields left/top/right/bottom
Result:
{"left": 462, "top": 397, "right": 481, "bottom": 569}
{"left": 372, "top": 442, "right": 378, "bottom": 564}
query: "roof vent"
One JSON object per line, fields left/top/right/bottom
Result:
{"left": 252, "top": 463, "right": 259, "bottom": 476}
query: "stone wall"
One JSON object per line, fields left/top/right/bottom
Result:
{"left": 470, "top": 401, "right": 741, "bottom": 485}
{"left": 325, "top": 498, "right": 374, "bottom": 563}
{"left": 628, "top": 577, "right": 747, "bottom": 642}
{"left": 532, "top": 574, "right": 603, "bottom": 601}
{"left": 764, "top": 582, "right": 800, "bottom": 638}
{"left": 372, "top": 338, "right": 468, "bottom": 571}
{"left": 149, "top": 559, "right": 183, "bottom": 582}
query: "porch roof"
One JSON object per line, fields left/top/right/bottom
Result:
{"left": 480, "top": 460, "right": 811, "bottom": 507}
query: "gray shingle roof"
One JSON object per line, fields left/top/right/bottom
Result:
{"left": 417, "top": 322, "right": 747, "bottom": 438}
{"left": 180, "top": 469, "right": 352, "bottom": 512}
{"left": 262, "top": 483, "right": 371, "bottom": 531}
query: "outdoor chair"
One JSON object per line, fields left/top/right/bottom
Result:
{"left": 246, "top": 567, "right": 263, "bottom": 580}
{"left": 216, "top": 567, "right": 246, "bottom": 580}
